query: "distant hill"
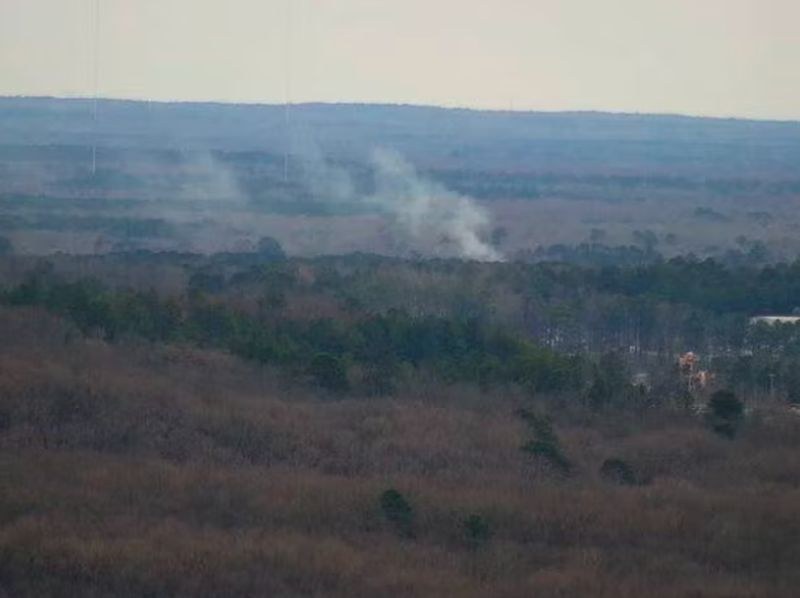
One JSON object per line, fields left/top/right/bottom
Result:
{"left": 2, "top": 96, "right": 800, "bottom": 178}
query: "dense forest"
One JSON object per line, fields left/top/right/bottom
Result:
{"left": 4, "top": 250, "right": 800, "bottom": 399}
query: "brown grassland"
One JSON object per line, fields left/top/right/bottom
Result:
{"left": 0, "top": 305, "right": 799, "bottom": 597}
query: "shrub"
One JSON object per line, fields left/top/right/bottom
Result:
{"left": 517, "top": 408, "right": 572, "bottom": 474}
{"left": 256, "top": 236, "right": 286, "bottom": 260}
{"left": 516, "top": 408, "right": 558, "bottom": 445}
{"left": 586, "top": 352, "right": 629, "bottom": 409}
{"left": 462, "top": 514, "right": 491, "bottom": 550}
{"left": 379, "top": 489, "right": 414, "bottom": 538}
{"left": 599, "top": 458, "right": 638, "bottom": 486}
{"left": 521, "top": 440, "right": 572, "bottom": 474}
{"left": 309, "top": 353, "right": 350, "bottom": 394}
{"left": 706, "top": 389, "right": 744, "bottom": 438}
{"left": 361, "top": 363, "right": 396, "bottom": 396}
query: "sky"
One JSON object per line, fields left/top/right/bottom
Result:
{"left": 1, "top": 0, "right": 799, "bottom": 120}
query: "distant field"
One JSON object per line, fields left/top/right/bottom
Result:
{"left": 4, "top": 196, "right": 800, "bottom": 265}
{"left": 2, "top": 98, "right": 800, "bottom": 262}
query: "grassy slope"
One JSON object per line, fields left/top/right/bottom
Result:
{"left": 1, "top": 307, "right": 799, "bottom": 597}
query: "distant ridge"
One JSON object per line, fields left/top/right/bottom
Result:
{"left": 3, "top": 94, "right": 800, "bottom": 125}
{"left": 2, "top": 96, "right": 799, "bottom": 178}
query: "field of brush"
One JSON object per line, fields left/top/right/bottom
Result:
{"left": 1, "top": 251, "right": 800, "bottom": 597}
{"left": 3, "top": 98, "right": 800, "bottom": 262}
{"left": 1, "top": 306, "right": 799, "bottom": 597}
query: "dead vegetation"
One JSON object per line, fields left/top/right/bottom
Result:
{"left": 0, "top": 306, "right": 799, "bottom": 597}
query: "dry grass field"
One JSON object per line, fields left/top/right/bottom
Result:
{"left": 1, "top": 306, "right": 799, "bottom": 597}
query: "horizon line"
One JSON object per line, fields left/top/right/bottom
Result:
{"left": 2, "top": 93, "right": 799, "bottom": 126}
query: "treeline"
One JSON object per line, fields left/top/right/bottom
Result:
{"left": 0, "top": 213, "right": 177, "bottom": 238}
{"left": 255, "top": 255, "right": 800, "bottom": 400}
{"left": 5, "top": 253, "right": 800, "bottom": 402}
{"left": 302, "top": 254, "right": 800, "bottom": 399}
{"left": 490, "top": 256, "right": 800, "bottom": 354}
{"left": 432, "top": 169, "right": 800, "bottom": 201}
{"left": 0, "top": 274, "right": 583, "bottom": 397}
{"left": 305, "top": 253, "right": 800, "bottom": 354}
{"left": 594, "top": 257, "right": 800, "bottom": 314}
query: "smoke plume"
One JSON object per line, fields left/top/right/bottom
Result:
{"left": 366, "top": 149, "right": 502, "bottom": 261}
{"left": 295, "top": 145, "right": 502, "bottom": 262}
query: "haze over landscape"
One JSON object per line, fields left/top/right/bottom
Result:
{"left": 1, "top": 2, "right": 800, "bottom": 597}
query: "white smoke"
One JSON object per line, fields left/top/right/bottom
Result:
{"left": 295, "top": 145, "right": 502, "bottom": 262}
{"left": 366, "top": 149, "right": 502, "bottom": 262}
{"left": 172, "top": 151, "right": 244, "bottom": 204}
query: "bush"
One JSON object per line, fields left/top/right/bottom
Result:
{"left": 380, "top": 489, "right": 414, "bottom": 538}
{"left": 706, "top": 389, "right": 744, "bottom": 438}
{"left": 309, "top": 353, "right": 350, "bottom": 394}
{"left": 462, "top": 514, "right": 491, "bottom": 550}
{"left": 600, "top": 458, "right": 638, "bottom": 486}
{"left": 586, "top": 352, "right": 629, "bottom": 409}
{"left": 516, "top": 408, "right": 558, "bottom": 445}
{"left": 521, "top": 440, "right": 572, "bottom": 474}
{"left": 518, "top": 408, "right": 572, "bottom": 475}
{"left": 361, "top": 363, "right": 396, "bottom": 396}
{"left": 256, "top": 236, "right": 286, "bottom": 260}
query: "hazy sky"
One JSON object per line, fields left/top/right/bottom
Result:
{"left": 1, "top": 0, "right": 798, "bottom": 119}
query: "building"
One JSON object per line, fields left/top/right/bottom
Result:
{"left": 749, "top": 316, "right": 800, "bottom": 326}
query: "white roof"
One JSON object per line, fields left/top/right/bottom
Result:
{"left": 750, "top": 316, "right": 800, "bottom": 325}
